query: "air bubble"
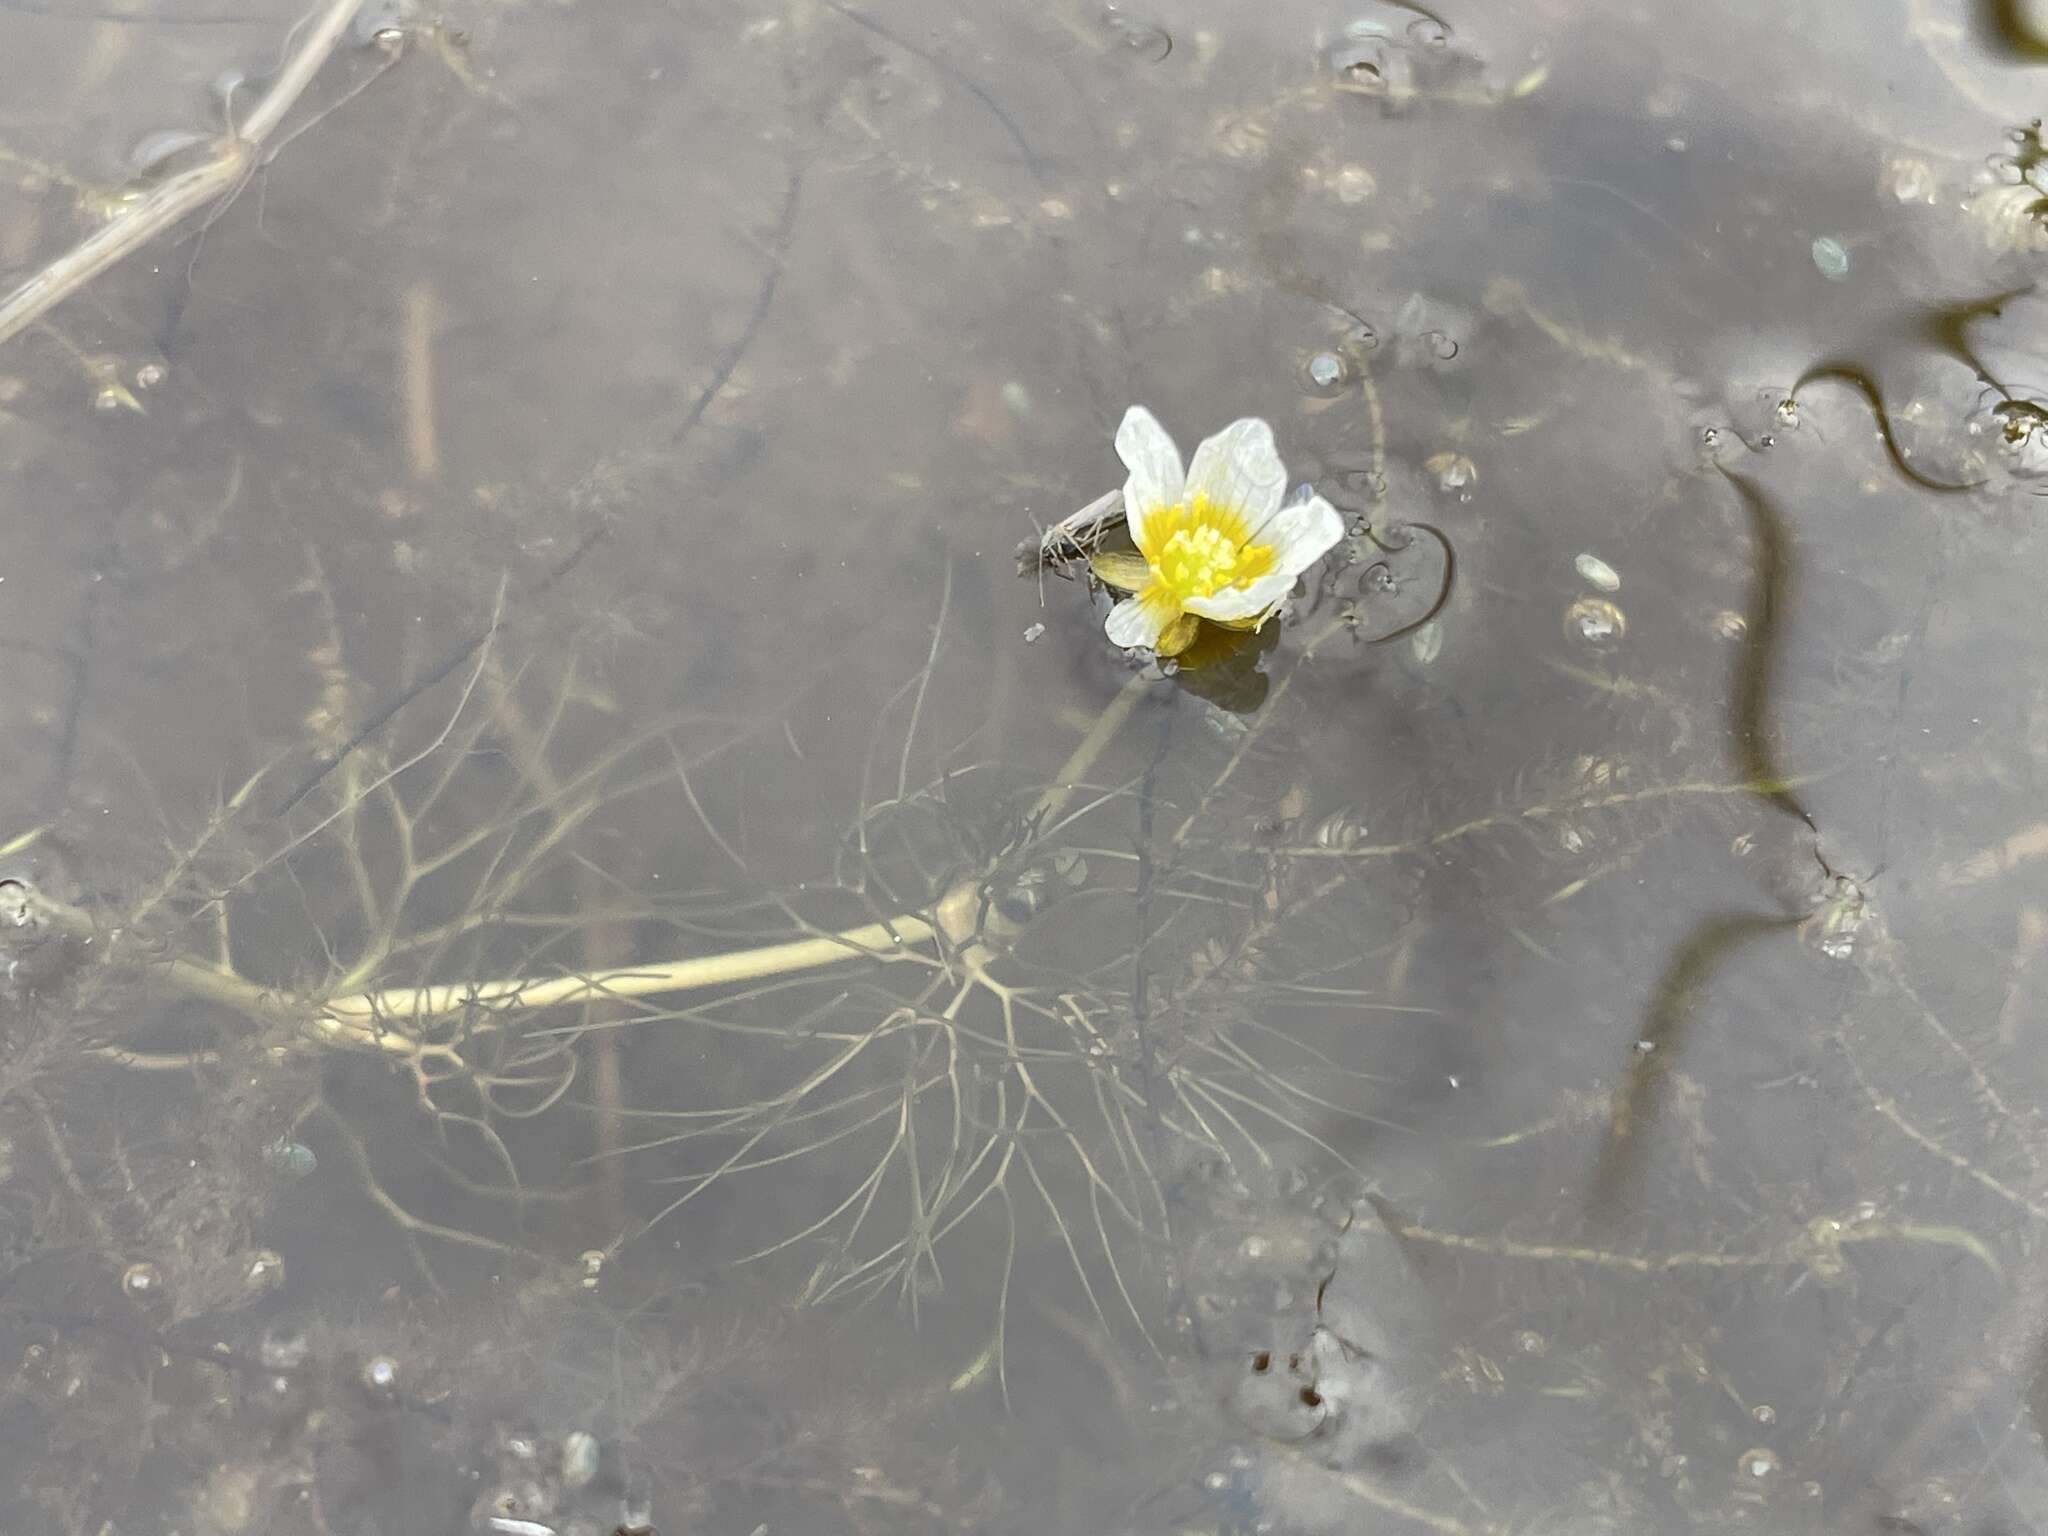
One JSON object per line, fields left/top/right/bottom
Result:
{"left": 350, "top": 0, "right": 412, "bottom": 47}
{"left": 362, "top": 1354, "right": 399, "bottom": 1395}
{"left": 1100, "top": 5, "right": 1172, "bottom": 62}
{"left": 1774, "top": 397, "right": 1799, "bottom": 429}
{"left": 119, "top": 1261, "right": 163, "bottom": 1303}
{"left": 1740, "top": 1446, "right": 1780, "bottom": 1479}
{"left": 1300, "top": 350, "right": 1350, "bottom": 395}
{"left": 1700, "top": 424, "right": 1723, "bottom": 449}
{"left": 1752, "top": 1403, "right": 1777, "bottom": 1425}
{"left": 578, "top": 1249, "right": 606, "bottom": 1290}
{"left": 128, "top": 129, "right": 209, "bottom": 176}
{"left": 92, "top": 387, "right": 125, "bottom": 414}
{"left": 135, "top": 363, "right": 166, "bottom": 390}
{"left": 1516, "top": 1330, "right": 1547, "bottom": 1355}
{"left": 1425, "top": 330, "right": 1459, "bottom": 360}
{"left": 0, "top": 881, "right": 33, "bottom": 929}
{"left": 1712, "top": 609, "right": 1748, "bottom": 641}
{"left": 1564, "top": 597, "right": 1625, "bottom": 646}
{"left": 1574, "top": 552, "right": 1620, "bottom": 592}
{"left": 1325, "top": 38, "right": 1389, "bottom": 90}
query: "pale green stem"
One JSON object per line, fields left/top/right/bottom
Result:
{"left": 31, "top": 666, "right": 1151, "bottom": 1051}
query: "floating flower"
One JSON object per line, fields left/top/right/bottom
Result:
{"left": 1096, "top": 406, "right": 1345, "bottom": 657}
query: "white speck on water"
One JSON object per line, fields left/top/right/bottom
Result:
{"left": 1023, "top": 621, "right": 1046, "bottom": 643}
{"left": 1811, "top": 235, "right": 1850, "bottom": 279}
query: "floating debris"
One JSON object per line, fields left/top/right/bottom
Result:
{"left": 262, "top": 1137, "right": 317, "bottom": 1178}
{"left": 1425, "top": 450, "right": 1477, "bottom": 493}
{"left": 1889, "top": 157, "right": 1936, "bottom": 203}
{"left": 1311, "top": 807, "right": 1368, "bottom": 850}
{"left": 1573, "top": 551, "right": 1620, "bottom": 592}
{"left": 1810, "top": 235, "right": 1850, "bottom": 279}
{"left": 244, "top": 1250, "right": 286, "bottom": 1292}
{"left": 562, "top": 1430, "right": 600, "bottom": 1489}
{"left": 1564, "top": 596, "right": 1625, "bottom": 646}
{"left": 259, "top": 1323, "right": 310, "bottom": 1370}
{"left": 1331, "top": 164, "right": 1376, "bottom": 204}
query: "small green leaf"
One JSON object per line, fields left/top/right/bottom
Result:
{"left": 1086, "top": 550, "right": 1152, "bottom": 591}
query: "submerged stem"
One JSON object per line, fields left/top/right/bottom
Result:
{"left": 322, "top": 916, "right": 938, "bottom": 1026}
{"left": 0, "top": 0, "right": 370, "bottom": 350}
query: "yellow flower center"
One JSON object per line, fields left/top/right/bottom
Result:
{"left": 1137, "top": 494, "right": 1275, "bottom": 605}
{"left": 1157, "top": 524, "right": 1246, "bottom": 598}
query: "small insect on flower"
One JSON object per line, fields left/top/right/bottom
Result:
{"left": 1091, "top": 405, "right": 1345, "bottom": 658}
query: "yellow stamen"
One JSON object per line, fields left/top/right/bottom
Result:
{"left": 1135, "top": 493, "right": 1275, "bottom": 607}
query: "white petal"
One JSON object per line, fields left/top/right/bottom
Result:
{"left": 1260, "top": 493, "right": 1347, "bottom": 577}
{"left": 1114, "top": 405, "right": 1184, "bottom": 552}
{"left": 1184, "top": 569, "right": 1294, "bottom": 622}
{"left": 1184, "top": 417, "right": 1285, "bottom": 527}
{"left": 1183, "top": 496, "right": 1346, "bottom": 622}
{"left": 1105, "top": 591, "right": 1169, "bottom": 649}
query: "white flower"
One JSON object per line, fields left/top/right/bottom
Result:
{"left": 1102, "top": 405, "right": 1346, "bottom": 657}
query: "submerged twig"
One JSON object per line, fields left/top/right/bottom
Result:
{"left": 0, "top": 0, "right": 371, "bottom": 350}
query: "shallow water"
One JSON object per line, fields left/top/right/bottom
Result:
{"left": 2, "top": 0, "right": 2047, "bottom": 1531}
